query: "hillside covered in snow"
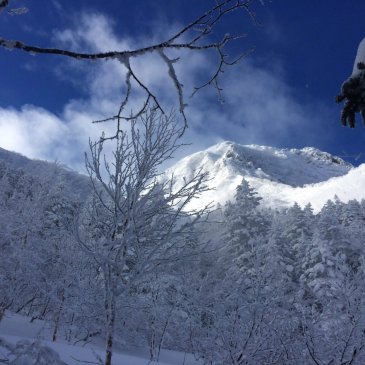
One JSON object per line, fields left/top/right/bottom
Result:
{"left": 3, "top": 142, "right": 365, "bottom": 364}
{"left": 0, "top": 147, "right": 91, "bottom": 199}
{"left": 2, "top": 142, "right": 364, "bottom": 213}
{"left": 165, "top": 141, "right": 364, "bottom": 211}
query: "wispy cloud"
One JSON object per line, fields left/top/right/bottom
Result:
{"left": 0, "top": 12, "right": 329, "bottom": 171}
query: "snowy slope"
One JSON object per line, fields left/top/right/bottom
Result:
{"left": 164, "top": 141, "right": 362, "bottom": 212}
{"left": 1, "top": 142, "right": 363, "bottom": 213}
{"left": 0, "top": 147, "right": 91, "bottom": 199}
{"left": 0, "top": 312, "right": 200, "bottom": 365}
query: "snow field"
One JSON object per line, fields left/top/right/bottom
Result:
{"left": 0, "top": 312, "right": 200, "bottom": 365}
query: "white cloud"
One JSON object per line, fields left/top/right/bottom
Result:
{"left": 0, "top": 105, "right": 65, "bottom": 158}
{"left": 178, "top": 60, "right": 328, "bottom": 159}
{"left": 0, "top": 104, "right": 115, "bottom": 172}
{"left": 0, "top": 12, "right": 329, "bottom": 171}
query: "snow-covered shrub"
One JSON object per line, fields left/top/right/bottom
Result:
{"left": 0, "top": 337, "right": 66, "bottom": 365}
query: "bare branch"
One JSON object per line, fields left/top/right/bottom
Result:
{"left": 0, "top": 0, "right": 257, "bottom": 134}
{"left": 191, "top": 45, "right": 254, "bottom": 102}
{"left": 158, "top": 49, "right": 188, "bottom": 131}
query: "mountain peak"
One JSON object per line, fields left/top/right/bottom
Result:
{"left": 0, "top": 143, "right": 359, "bottom": 213}
{"left": 166, "top": 142, "right": 355, "bottom": 212}
{"left": 174, "top": 142, "right": 351, "bottom": 188}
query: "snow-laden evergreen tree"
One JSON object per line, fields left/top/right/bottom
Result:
{"left": 300, "top": 199, "right": 361, "bottom": 306}
{"left": 186, "top": 179, "right": 287, "bottom": 364}
{"left": 269, "top": 203, "right": 314, "bottom": 298}
{"left": 300, "top": 200, "right": 342, "bottom": 305}
{"left": 335, "top": 199, "right": 365, "bottom": 271}
{"left": 222, "top": 179, "right": 269, "bottom": 278}
{"left": 297, "top": 202, "right": 365, "bottom": 365}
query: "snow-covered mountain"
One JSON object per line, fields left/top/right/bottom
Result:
{"left": 165, "top": 141, "right": 365, "bottom": 212}
{"left": 2, "top": 142, "right": 365, "bottom": 213}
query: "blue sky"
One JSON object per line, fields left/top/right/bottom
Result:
{"left": 1, "top": 0, "right": 365, "bottom": 170}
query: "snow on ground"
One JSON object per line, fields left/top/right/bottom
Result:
{"left": 241, "top": 164, "right": 365, "bottom": 212}
{"left": 0, "top": 312, "right": 200, "bottom": 365}
{"left": 283, "top": 164, "right": 365, "bottom": 211}
{"left": 195, "top": 164, "right": 365, "bottom": 213}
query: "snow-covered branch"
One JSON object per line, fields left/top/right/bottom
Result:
{"left": 0, "top": 0, "right": 256, "bottom": 131}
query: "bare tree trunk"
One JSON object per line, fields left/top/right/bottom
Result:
{"left": 105, "top": 314, "right": 115, "bottom": 365}
{"left": 52, "top": 289, "right": 65, "bottom": 342}
{"left": 16, "top": 296, "right": 35, "bottom": 314}
{"left": 104, "top": 267, "right": 116, "bottom": 365}
{"left": 0, "top": 298, "right": 13, "bottom": 322}
{"left": 156, "top": 313, "right": 172, "bottom": 361}
{"left": 0, "top": 304, "right": 7, "bottom": 322}
{"left": 40, "top": 297, "right": 51, "bottom": 319}
{"left": 66, "top": 313, "right": 74, "bottom": 343}
{"left": 149, "top": 318, "right": 157, "bottom": 362}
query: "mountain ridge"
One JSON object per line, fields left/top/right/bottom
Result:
{"left": 0, "top": 147, "right": 90, "bottom": 199}
{"left": 164, "top": 141, "right": 360, "bottom": 212}
{"left": 0, "top": 143, "right": 363, "bottom": 213}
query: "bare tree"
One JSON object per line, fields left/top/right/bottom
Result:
{"left": 74, "top": 107, "right": 211, "bottom": 365}
{"left": 0, "top": 0, "right": 256, "bottom": 130}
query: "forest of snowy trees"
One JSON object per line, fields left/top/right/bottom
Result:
{"left": 1, "top": 113, "right": 365, "bottom": 364}
{"left": 3, "top": 0, "right": 365, "bottom": 364}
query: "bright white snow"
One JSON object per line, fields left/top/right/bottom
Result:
{"left": 0, "top": 312, "right": 200, "bottom": 365}
{"left": 164, "top": 141, "right": 363, "bottom": 212}
{"left": 1, "top": 142, "right": 364, "bottom": 213}
{"left": 352, "top": 37, "right": 365, "bottom": 76}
